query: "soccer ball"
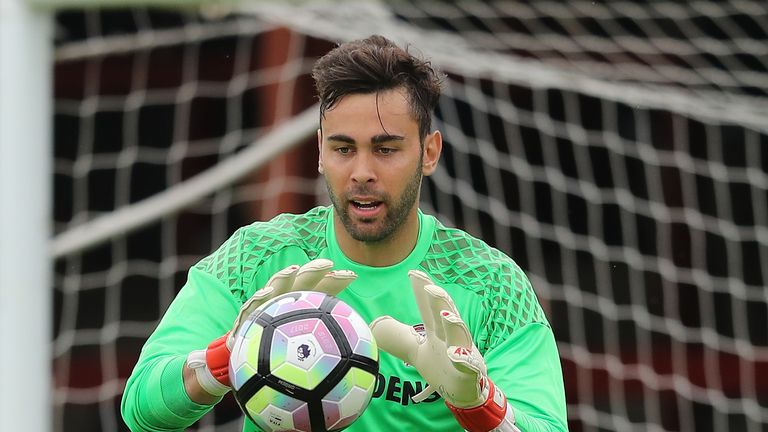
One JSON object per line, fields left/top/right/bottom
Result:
{"left": 229, "top": 291, "right": 379, "bottom": 432}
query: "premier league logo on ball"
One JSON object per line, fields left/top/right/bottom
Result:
{"left": 297, "top": 343, "right": 312, "bottom": 361}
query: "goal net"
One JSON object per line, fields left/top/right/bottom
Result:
{"left": 50, "top": 2, "right": 767, "bottom": 431}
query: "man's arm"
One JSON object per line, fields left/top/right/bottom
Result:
{"left": 121, "top": 267, "right": 238, "bottom": 431}
{"left": 121, "top": 259, "right": 356, "bottom": 431}
{"left": 485, "top": 323, "right": 568, "bottom": 432}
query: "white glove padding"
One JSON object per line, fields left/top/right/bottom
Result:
{"left": 226, "top": 258, "right": 356, "bottom": 349}
{"left": 370, "top": 270, "right": 488, "bottom": 408}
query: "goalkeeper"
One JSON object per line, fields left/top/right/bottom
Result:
{"left": 121, "top": 35, "right": 567, "bottom": 432}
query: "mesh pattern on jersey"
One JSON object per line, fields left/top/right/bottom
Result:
{"left": 195, "top": 207, "right": 329, "bottom": 301}
{"left": 420, "top": 225, "right": 548, "bottom": 352}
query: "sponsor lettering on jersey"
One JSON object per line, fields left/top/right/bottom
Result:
{"left": 372, "top": 373, "right": 441, "bottom": 406}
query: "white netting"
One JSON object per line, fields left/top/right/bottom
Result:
{"left": 52, "top": 10, "right": 332, "bottom": 431}
{"left": 51, "top": 2, "right": 768, "bottom": 431}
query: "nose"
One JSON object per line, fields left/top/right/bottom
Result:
{"left": 350, "top": 152, "right": 376, "bottom": 184}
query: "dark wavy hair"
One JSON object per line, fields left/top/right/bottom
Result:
{"left": 312, "top": 35, "right": 444, "bottom": 142}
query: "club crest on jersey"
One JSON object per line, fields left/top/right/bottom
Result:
{"left": 413, "top": 323, "right": 426, "bottom": 337}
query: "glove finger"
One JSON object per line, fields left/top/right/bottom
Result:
{"left": 424, "top": 284, "right": 458, "bottom": 342}
{"left": 228, "top": 285, "right": 276, "bottom": 347}
{"left": 293, "top": 259, "right": 334, "bottom": 289}
{"left": 446, "top": 344, "right": 487, "bottom": 377}
{"left": 370, "top": 315, "right": 420, "bottom": 364}
{"left": 442, "top": 311, "right": 486, "bottom": 377}
{"left": 266, "top": 265, "right": 300, "bottom": 296}
{"left": 409, "top": 270, "right": 437, "bottom": 335}
{"left": 440, "top": 309, "right": 473, "bottom": 349}
{"left": 313, "top": 270, "right": 357, "bottom": 296}
{"left": 243, "top": 285, "right": 276, "bottom": 315}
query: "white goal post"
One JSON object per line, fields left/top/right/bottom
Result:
{"left": 0, "top": 1, "right": 52, "bottom": 431}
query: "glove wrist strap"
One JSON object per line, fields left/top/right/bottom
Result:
{"left": 186, "top": 332, "right": 232, "bottom": 398}
{"left": 446, "top": 378, "right": 510, "bottom": 432}
{"left": 186, "top": 349, "right": 230, "bottom": 397}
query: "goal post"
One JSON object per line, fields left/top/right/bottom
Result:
{"left": 0, "top": 1, "right": 52, "bottom": 431}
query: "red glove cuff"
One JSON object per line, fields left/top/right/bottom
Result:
{"left": 446, "top": 378, "right": 507, "bottom": 432}
{"left": 205, "top": 332, "right": 232, "bottom": 387}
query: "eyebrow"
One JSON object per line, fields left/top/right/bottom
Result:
{"left": 372, "top": 134, "right": 405, "bottom": 145}
{"left": 325, "top": 134, "right": 405, "bottom": 145}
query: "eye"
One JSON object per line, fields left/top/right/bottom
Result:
{"left": 335, "top": 147, "right": 352, "bottom": 155}
{"left": 377, "top": 147, "right": 395, "bottom": 155}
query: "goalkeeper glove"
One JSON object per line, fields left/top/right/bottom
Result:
{"left": 370, "top": 270, "right": 518, "bottom": 432}
{"left": 187, "top": 259, "right": 356, "bottom": 397}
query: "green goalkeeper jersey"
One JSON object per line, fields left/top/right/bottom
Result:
{"left": 121, "top": 206, "right": 567, "bottom": 432}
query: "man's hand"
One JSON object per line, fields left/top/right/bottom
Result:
{"left": 186, "top": 259, "right": 356, "bottom": 399}
{"left": 225, "top": 259, "right": 356, "bottom": 351}
{"left": 370, "top": 270, "right": 513, "bottom": 432}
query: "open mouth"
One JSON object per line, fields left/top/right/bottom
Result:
{"left": 351, "top": 200, "right": 382, "bottom": 210}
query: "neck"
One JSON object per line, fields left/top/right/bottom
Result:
{"left": 333, "top": 209, "right": 420, "bottom": 267}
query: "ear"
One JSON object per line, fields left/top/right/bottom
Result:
{"left": 421, "top": 130, "right": 442, "bottom": 176}
{"left": 316, "top": 128, "right": 324, "bottom": 174}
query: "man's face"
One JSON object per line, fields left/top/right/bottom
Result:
{"left": 318, "top": 89, "right": 430, "bottom": 243}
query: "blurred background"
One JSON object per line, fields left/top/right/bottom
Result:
{"left": 36, "top": 1, "right": 768, "bottom": 430}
